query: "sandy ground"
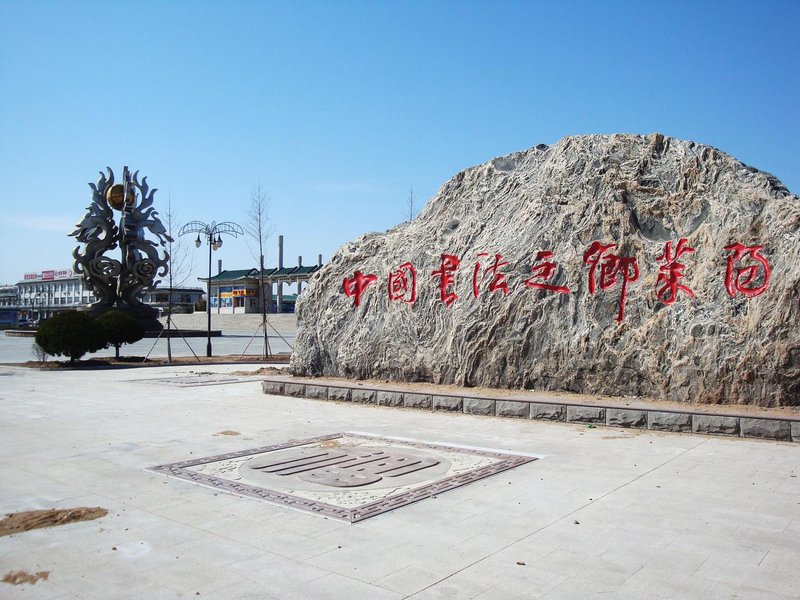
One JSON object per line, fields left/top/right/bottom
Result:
{"left": 1, "top": 508, "right": 108, "bottom": 538}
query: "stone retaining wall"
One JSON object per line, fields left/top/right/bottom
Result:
{"left": 261, "top": 378, "right": 800, "bottom": 443}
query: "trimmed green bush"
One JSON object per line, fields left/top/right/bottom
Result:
{"left": 95, "top": 310, "right": 144, "bottom": 359}
{"left": 35, "top": 311, "right": 106, "bottom": 364}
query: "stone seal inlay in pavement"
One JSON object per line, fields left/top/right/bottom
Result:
{"left": 148, "top": 432, "right": 538, "bottom": 522}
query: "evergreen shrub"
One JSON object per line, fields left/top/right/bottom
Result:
{"left": 34, "top": 311, "right": 106, "bottom": 364}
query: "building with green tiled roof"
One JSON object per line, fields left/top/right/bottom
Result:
{"left": 200, "top": 260, "right": 323, "bottom": 314}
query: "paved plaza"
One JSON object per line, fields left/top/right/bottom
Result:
{"left": 0, "top": 363, "right": 798, "bottom": 599}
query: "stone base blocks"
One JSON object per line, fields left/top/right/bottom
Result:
{"left": 304, "top": 384, "right": 329, "bottom": 400}
{"left": 283, "top": 382, "right": 306, "bottom": 397}
{"left": 740, "top": 418, "right": 792, "bottom": 441}
{"left": 376, "top": 391, "right": 404, "bottom": 407}
{"left": 327, "top": 386, "right": 351, "bottom": 402}
{"left": 693, "top": 415, "right": 740, "bottom": 436}
{"left": 350, "top": 389, "right": 377, "bottom": 404}
{"left": 261, "top": 378, "right": 800, "bottom": 444}
{"left": 433, "top": 395, "right": 462, "bottom": 412}
{"left": 531, "top": 403, "right": 565, "bottom": 421}
{"left": 606, "top": 408, "right": 648, "bottom": 428}
{"left": 496, "top": 400, "right": 530, "bottom": 418}
{"left": 404, "top": 393, "right": 432, "bottom": 410}
{"left": 648, "top": 411, "right": 692, "bottom": 432}
{"left": 261, "top": 380, "right": 285, "bottom": 396}
{"left": 567, "top": 406, "right": 605, "bottom": 424}
{"left": 464, "top": 398, "right": 495, "bottom": 416}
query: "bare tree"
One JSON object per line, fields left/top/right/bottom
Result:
{"left": 162, "top": 194, "right": 191, "bottom": 363}
{"left": 32, "top": 342, "right": 48, "bottom": 363}
{"left": 245, "top": 184, "right": 272, "bottom": 358}
{"left": 406, "top": 187, "right": 415, "bottom": 222}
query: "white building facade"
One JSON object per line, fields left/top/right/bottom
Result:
{"left": 17, "top": 269, "right": 92, "bottom": 321}
{"left": 12, "top": 268, "right": 203, "bottom": 322}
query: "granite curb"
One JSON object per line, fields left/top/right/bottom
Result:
{"left": 260, "top": 378, "right": 800, "bottom": 443}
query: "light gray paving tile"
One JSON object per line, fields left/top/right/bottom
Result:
{"left": 140, "top": 557, "right": 242, "bottom": 595}
{"left": 539, "top": 577, "right": 643, "bottom": 600}
{"left": 708, "top": 582, "right": 799, "bottom": 600}
{"left": 692, "top": 559, "right": 799, "bottom": 596}
{"left": 245, "top": 530, "right": 341, "bottom": 560}
{"left": 126, "top": 585, "right": 191, "bottom": 599}
{"left": 619, "top": 566, "right": 720, "bottom": 598}
{"left": 280, "top": 572, "right": 404, "bottom": 600}
{"left": 228, "top": 553, "right": 329, "bottom": 588}
{"left": 194, "top": 514, "right": 280, "bottom": 542}
{"left": 372, "top": 564, "right": 461, "bottom": 596}
{"left": 532, "top": 549, "right": 643, "bottom": 585}
{"left": 475, "top": 586, "right": 542, "bottom": 600}
{"left": 207, "top": 578, "right": 285, "bottom": 600}
{"left": 456, "top": 558, "right": 567, "bottom": 598}
{"left": 407, "top": 572, "right": 494, "bottom": 599}
{"left": 306, "top": 542, "right": 417, "bottom": 583}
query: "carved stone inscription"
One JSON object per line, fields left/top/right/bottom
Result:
{"left": 245, "top": 447, "right": 439, "bottom": 487}
{"left": 292, "top": 134, "right": 800, "bottom": 407}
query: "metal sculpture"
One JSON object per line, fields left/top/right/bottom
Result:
{"left": 70, "top": 166, "right": 172, "bottom": 328}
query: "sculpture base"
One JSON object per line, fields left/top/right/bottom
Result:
{"left": 143, "top": 329, "right": 222, "bottom": 338}
{"left": 81, "top": 304, "right": 163, "bottom": 333}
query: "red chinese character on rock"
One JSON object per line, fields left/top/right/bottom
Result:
{"left": 388, "top": 262, "right": 417, "bottom": 304}
{"left": 583, "top": 241, "right": 640, "bottom": 322}
{"left": 724, "top": 243, "right": 771, "bottom": 298}
{"left": 524, "top": 251, "right": 571, "bottom": 294}
{"left": 472, "top": 253, "right": 510, "bottom": 298}
{"left": 432, "top": 254, "right": 461, "bottom": 307}
{"left": 656, "top": 238, "right": 696, "bottom": 305}
{"left": 342, "top": 271, "right": 378, "bottom": 307}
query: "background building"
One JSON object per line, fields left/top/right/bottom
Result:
{"left": 4, "top": 235, "right": 323, "bottom": 324}
{"left": 5, "top": 268, "right": 204, "bottom": 326}
{"left": 201, "top": 237, "right": 323, "bottom": 315}
{"left": 204, "top": 262, "right": 320, "bottom": 314}
{"left": 141, "top": 287, "right": 205, "bottom": 314}
{"left": 16, "top": 269, "right": 90, "bottom": 322}
{"left": 0, "top": 285, "right": 20, "bottom": 325}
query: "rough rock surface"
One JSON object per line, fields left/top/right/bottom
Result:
{"left": 291, "top": 134, "right": 800, "bottom": 407}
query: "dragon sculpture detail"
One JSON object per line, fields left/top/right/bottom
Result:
{"left": 70, "top": 167, "right": 172, "bottom": 327}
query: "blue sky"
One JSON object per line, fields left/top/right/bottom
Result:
{"left": 1, "top": 0, "right": 798, "bottom": 286}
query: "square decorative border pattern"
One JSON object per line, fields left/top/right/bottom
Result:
{"left": 136, "top": 375, "right": 257, "bottom": 388}
{"left": 148, "top": 432, "right": 537, "bottom": 523}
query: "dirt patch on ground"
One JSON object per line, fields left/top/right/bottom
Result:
{"left": 0, "top": 507, "right": 108, "bottom": 537}
{"left": 230, "top": 367, "right": 284, "bottom": 377}
{"left": 2, "top": 570, "right": 50, "bottom": 585}
{"left": 215, "top": 430, "right": 241, "bottom": 436}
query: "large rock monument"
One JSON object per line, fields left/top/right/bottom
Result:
{"left": 291, "top": 134, "right": 800, "bottom": 407}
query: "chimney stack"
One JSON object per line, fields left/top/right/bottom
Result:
{"left": 217, "top": 259, "right": 222, "bottom": 275}
{"left": 318, "top": 254, "right": 323, "bottom": 266}
{"left": 276, "top": 235, "right": 284, "bottom": 313}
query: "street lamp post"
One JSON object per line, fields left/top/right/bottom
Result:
{"left": 178, "top": 221, "right": 243, "bottom": 357}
